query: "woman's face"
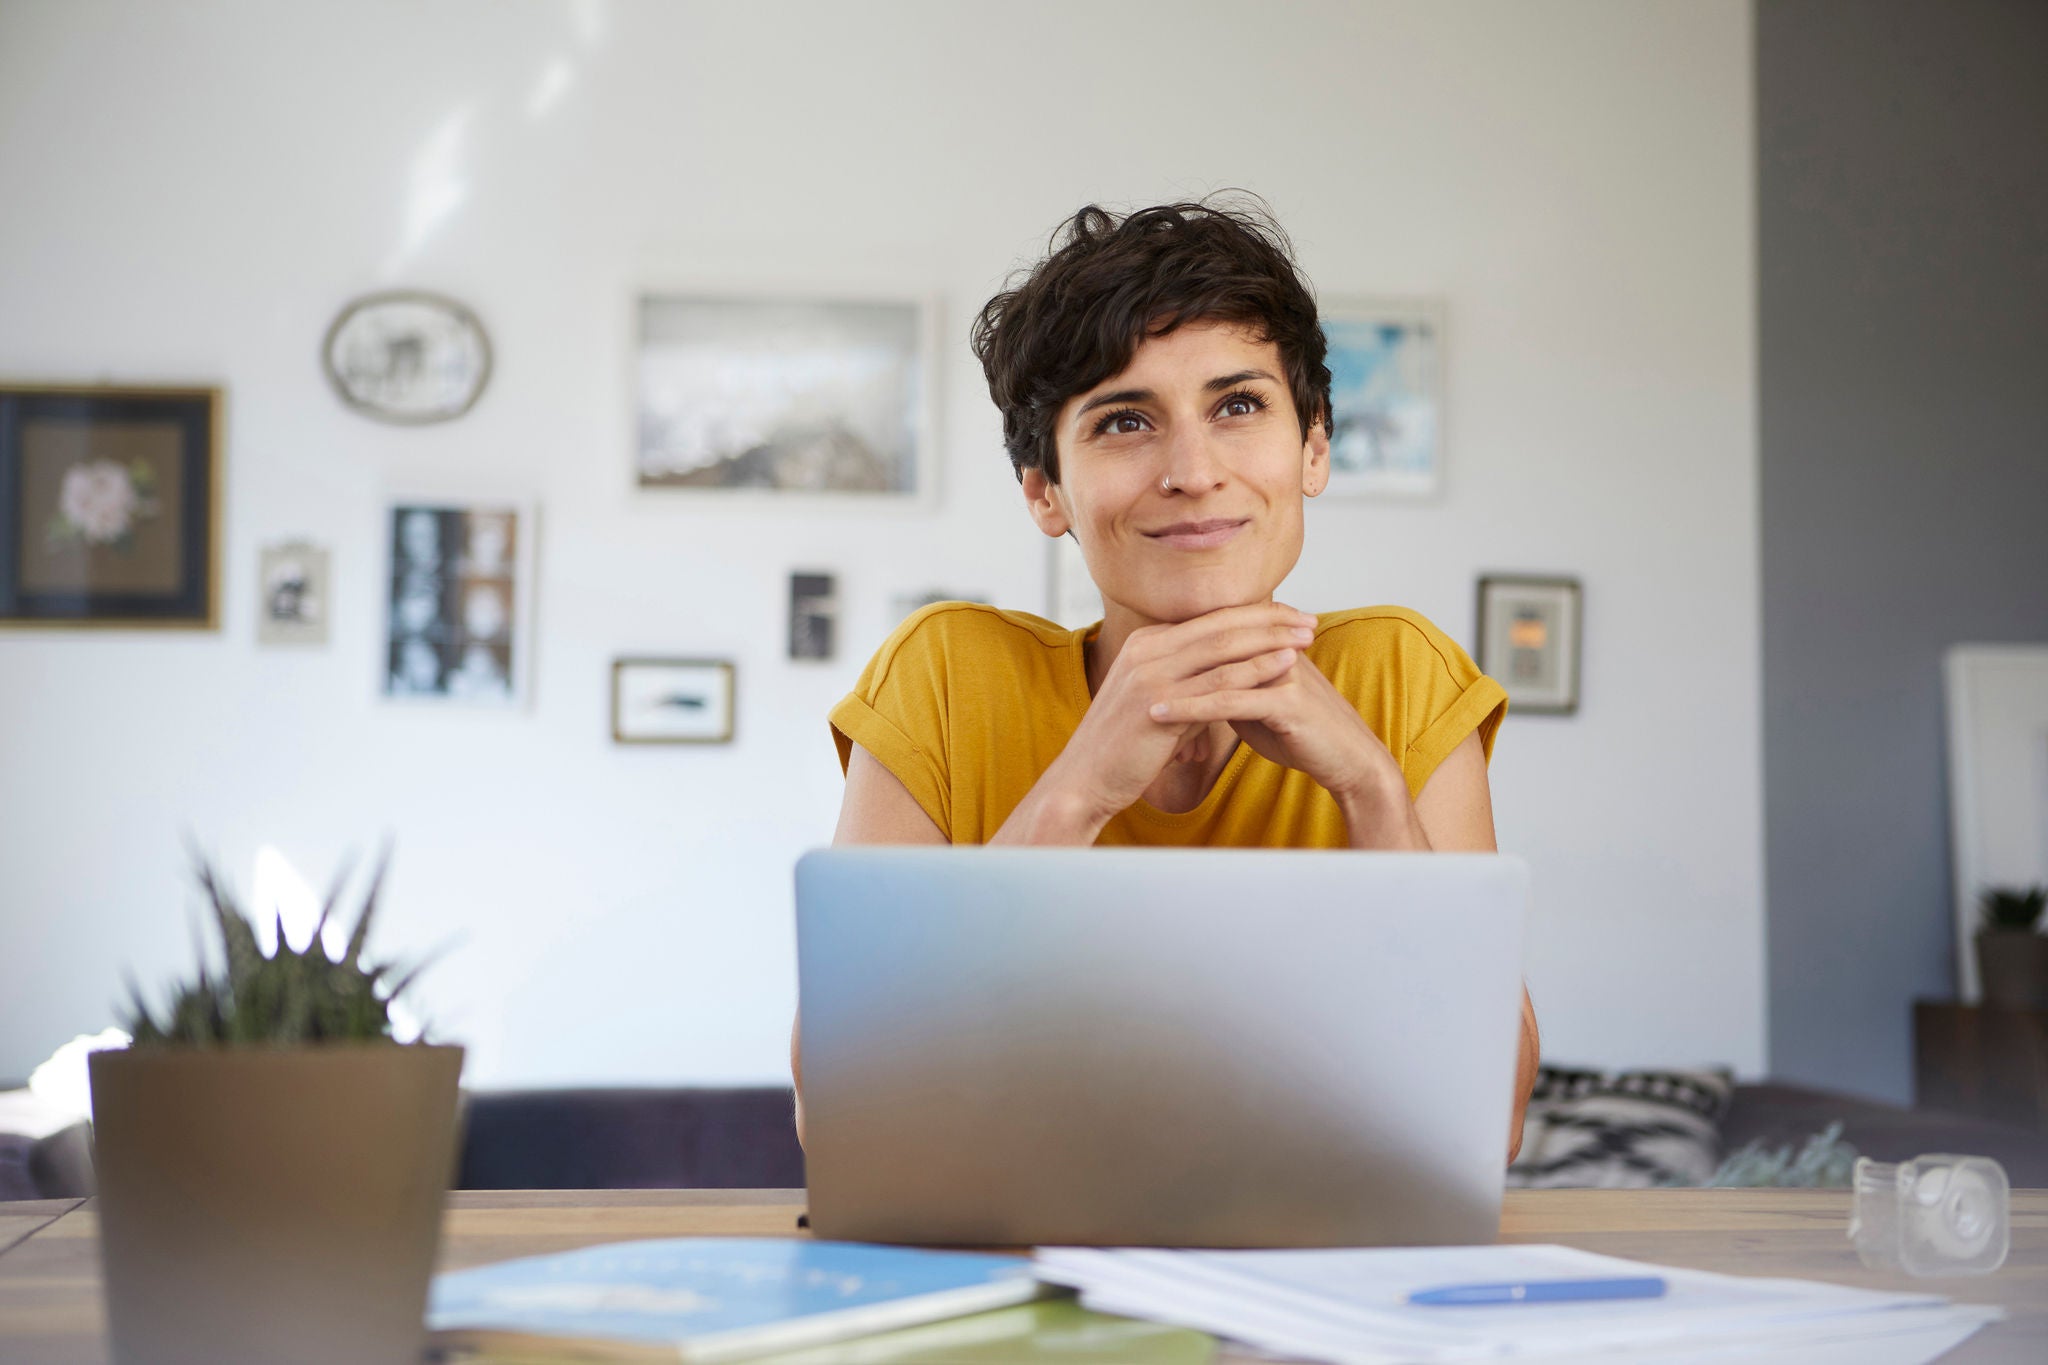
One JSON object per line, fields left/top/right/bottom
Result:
{"left": 1024, "top": 319, "right": 1329, "bottom": 627}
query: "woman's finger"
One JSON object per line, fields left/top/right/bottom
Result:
{"left": 1149, "top": 686, "right": 1291, "bottom": 726}
{"left": 1144, "top": 607, "right": 1317, "bottom": 679}
{"left": 1186, "top": 646, "right": 1297, "bottom": 695}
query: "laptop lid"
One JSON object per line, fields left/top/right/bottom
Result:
{"left": 795, "top": 847, "right": 1529, "bottom": 1248}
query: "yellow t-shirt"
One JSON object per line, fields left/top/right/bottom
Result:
{"left": 829, "top": 603, "right": 1509, "bottom": 847}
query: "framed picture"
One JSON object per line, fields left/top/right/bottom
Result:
{"left": 322, "top": 290, "right": 492, "bottom": 425}
{"left": 0, "top": 385, "right": 220, "bottom": 629}
{"left": 611, "top": 658, "right": 736, "bottom": 744}
{"left": 635, "top": 293, "right": 932, "bottom": 499}
{"left": 1476, "top": 575, "right": 1581, "bottom": 715}
{"left": 1944, "top": 646, "right": 2048, "bottom": 1001}
{"left": 1046, "top": 534, "right": 1102, "bottom": 628}
{"left": 1320, "top": 298, "right": 1444, "bottom": 498}
{"left": 382, "top": 501, "right": 534, "bottom": 705}
{"left": 788, "top": 571, "right": 838, "bottom": 662}
{"left": 256, "top": 540, "right": 330, "bottom": 646}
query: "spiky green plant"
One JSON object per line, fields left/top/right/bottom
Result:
{"left": 121, "top": 845, "right": 434, "bottom": 1047}
{"left": 1980, "top": 885, "right": 2048, "bottom": 933}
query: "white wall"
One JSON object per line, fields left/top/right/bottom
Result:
{"left": 0, "top": 0, "right": 1761, "bottom": 1088}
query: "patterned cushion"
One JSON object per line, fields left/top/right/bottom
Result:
{"left": 1508, "top": 1065, "right": 1734, "bottom": 1188}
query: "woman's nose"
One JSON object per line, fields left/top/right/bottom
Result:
{"left": 1158, "top": 422, "right": 1225, "bottom": 494}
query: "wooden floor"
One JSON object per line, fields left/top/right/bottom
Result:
{"left": 1, "top": 1187, "right": 2043, "bottom": 1363}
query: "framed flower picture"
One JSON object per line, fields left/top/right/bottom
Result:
{"left": 0, "top": 385, "right": 221, "bottom": 629}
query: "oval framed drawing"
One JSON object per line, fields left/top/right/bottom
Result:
{"left": 322, "top": 290, "right": 492, "bottom": 424}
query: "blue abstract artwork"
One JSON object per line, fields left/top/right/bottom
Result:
{"left": 1322, "top": 303, "right": 1443, "bottom": 497}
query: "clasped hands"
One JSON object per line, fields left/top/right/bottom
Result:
{"left": 1058, "top": 602, "right": 1405, "bottom": 825}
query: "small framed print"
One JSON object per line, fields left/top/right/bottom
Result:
{"left": 0, "top": 385, "right": 220, "bottom": 628}
{"left": 257, "top": 540, "right": 330, "bottom": 645}
{"left": 1320, "top": 298, "right": 1444, "bottom": 498}
{"left": 382, "top": 501, "right": 534, "bottom": 704}
{"left": 1476, "top": 575, "right": 1582, "bottom": 716}
{"left": 788, "top": 571, "right": 837, "bottom": 661}
{"left": 612, "top": 658, "right": 736, "bottom": 744}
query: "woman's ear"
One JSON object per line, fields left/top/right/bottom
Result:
{"left": 1301, "top": 417, "right": 1332, "bottom": 498}
{"left": 1021, "top": 466, "right": 1073, "bottom": 538}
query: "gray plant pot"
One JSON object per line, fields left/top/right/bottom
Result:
{"left": 88, "top": 1043, "right": 463, "bottom": 1365}
{"left": 1975, "top": 930, "right": 2048, "bottom": 1010}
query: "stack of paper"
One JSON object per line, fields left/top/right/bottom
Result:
{"left": 1034, "top": 1244, "right": 2001, "bottom": 1365}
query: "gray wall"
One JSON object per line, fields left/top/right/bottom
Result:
{"left": 1759, "top": 0, "right": 2048, "bottom": 1103}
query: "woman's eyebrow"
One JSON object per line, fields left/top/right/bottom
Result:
{"left": 1071, "top": 369, "right": 1279, "bottom": 427}
{"left": 1073, "top": 387, "right": 1152, "bottom": 423}
{"left": 1204, "top": 368, "right": 1278, "bottom": 392}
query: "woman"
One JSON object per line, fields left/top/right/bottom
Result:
{"left": 800, "top": 199, "right": 1539, "bottom": 1158}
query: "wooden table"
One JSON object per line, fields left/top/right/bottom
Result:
{"left": 3, "top": 1188, "right": 2044, "bottom": 1362}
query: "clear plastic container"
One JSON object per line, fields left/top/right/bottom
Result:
{"left": 1848, "top": 1154, "right": 2009, "bottom": 1276}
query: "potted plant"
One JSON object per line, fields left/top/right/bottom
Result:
{"left": 88, "top": 848, "right": 462, "bottom": 1365}
{"left": 1975, "top": 884, "right": 2048, "bottom": 1010}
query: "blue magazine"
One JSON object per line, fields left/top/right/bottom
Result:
{"left": 427, "top": 1238, "right": 1045, "bottom": 1362}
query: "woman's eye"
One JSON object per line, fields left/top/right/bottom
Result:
{"left": 1097, "top": 410, "right": 1147, "bottom": 435}
{"left": 1221, "top": 393, "right": 1264, "bottom": 418}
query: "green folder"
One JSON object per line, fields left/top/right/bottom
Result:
{"left": 747, "top": 1298, "right": 1215, "bottom": 1365}
{"left": 437, "top": 1298, "right": 1216, "bottom": 1364}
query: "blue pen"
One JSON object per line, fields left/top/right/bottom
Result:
{"left": 1408, "top": 1276, "right": 1667, "bottom": 1306}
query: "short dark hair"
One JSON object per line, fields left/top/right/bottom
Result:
{"left": 970, "top": 196, "right": 1331, "bottom": 484}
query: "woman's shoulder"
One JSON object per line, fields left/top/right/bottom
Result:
{"left": 1310, "top": 605, "right": 1483, "bottom": 684}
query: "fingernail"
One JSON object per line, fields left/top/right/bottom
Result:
{"left": 1292, "top": 627, "right": 1315, "bottom": 643}
{"left": 1149, "top": 702, "right": 1170, "bottom": 720}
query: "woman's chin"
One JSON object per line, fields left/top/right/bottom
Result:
{"left": 1115, "top": 584, "right": 1278, "bottom": 625}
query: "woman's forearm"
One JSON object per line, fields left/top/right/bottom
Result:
{"left": 1508, "top": 988, "right": 1539, "bottom": 1162}
{"left": 1336, "top": 769, "right": 1432, "bottom": 851}
{"left": 989, "top": 754, "right": 1114, "bottom": 846}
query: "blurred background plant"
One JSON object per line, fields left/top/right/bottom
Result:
{"left": 1978, "top": 886, "right": 2047, "bottom": 933}
{"left": 123, "top": 844, "right": 434, "bottom": 1047}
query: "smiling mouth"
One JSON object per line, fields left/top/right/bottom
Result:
{"left": 1143, "top": 518, "right": 1250, "bottom": 550}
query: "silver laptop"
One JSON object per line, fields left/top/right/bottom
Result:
{"left": 794, "top": 847, "right": 1529, "bottom": 1248}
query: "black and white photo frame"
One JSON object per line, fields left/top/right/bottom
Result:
{"left": 381, "top": 500, "right": 535, "bottom": 705}
{"left": 257, "top": 540, "right": 330, "bottom": 646}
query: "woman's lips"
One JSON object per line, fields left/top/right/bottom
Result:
{"left": 1144, "top": 517, "right": 1250, "bottom": 550}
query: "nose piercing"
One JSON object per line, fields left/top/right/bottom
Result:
{"left": 1160, "top": 473, "right": 1176, "bottom": 494}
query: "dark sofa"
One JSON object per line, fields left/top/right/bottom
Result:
{"left": 457, "top": 1086, "right": 807, "bottom": 1191}
{"left": 9, "top": 1081, "right": 2045, "bottom": 1200}
{"left": 455, "top": 1081, "right": 2048, "bottom": 1191}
